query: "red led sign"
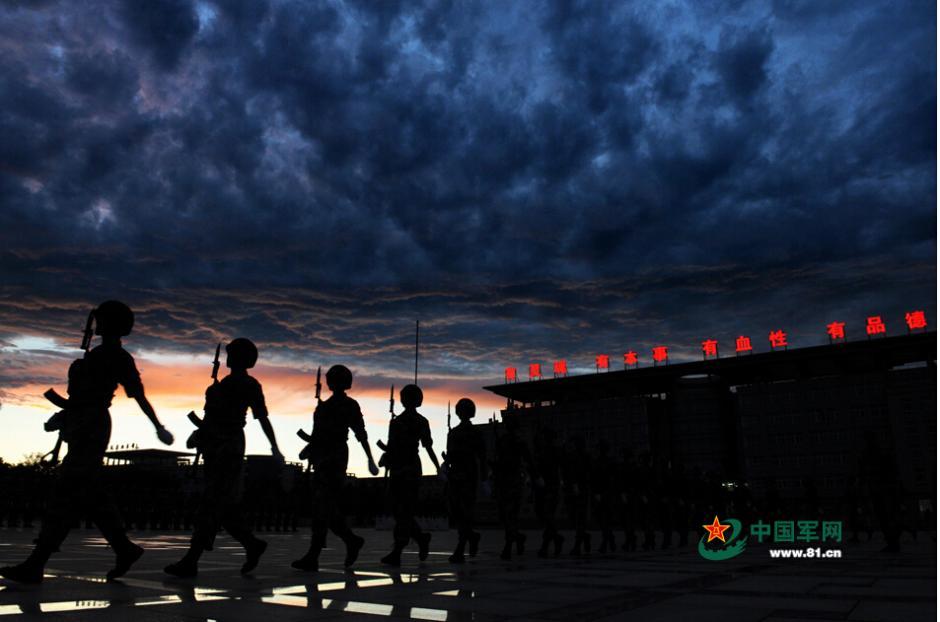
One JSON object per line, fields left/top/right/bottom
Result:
{"left": 735, "top": 335, "right": 752, "bottom": 354}
{"left": 595, "top": 354, "right": 609, "bottom": 371}
{"left": 553, "top": 360, "right": 568, "bottom": 377}
{"left": 826, "top": 322, "right": 845, "bottom": 342}
{"left": 905, "top": 310, "right": 927, "bottom": 331}
{"left": 624, "top": 351, "right": 638, "bottom": 367}
{"left": 866, "top": 316, "right": 885, "bottom": 336}
{"left": 768, "top": 330, "right": 788, "bottom": 350}
{"left": 652, "top": 346, "right": 668, "bottom": 364}
{"left": 702, "top": 339, "right": 718, "bottom": 359}
{"left": 528, "top": 363, "right": 541, "bottom": 381}
{"left": 505, "top": 367, "right": 517, "bottom": 383}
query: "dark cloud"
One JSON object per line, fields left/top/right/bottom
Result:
{"left": 0, "top": 0, "right": 934, "bottom": 388}
{"left": 118, "top": 0, "right": 199, "bottom": 71}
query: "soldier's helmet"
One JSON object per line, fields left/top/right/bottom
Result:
{"left": 400, "top": 384, "right": 423, "bottom": 408}
{"left": 455, "top": 397, "right": 476, "bottom": 419}
{"left": 94, "top": 300, "right": 135, "bottom": 337}
{"left": 226, "top": 338, "right": 258, "bottom": 369}
{"left": 326, "top": 364, "right": 353, "bottom": 391}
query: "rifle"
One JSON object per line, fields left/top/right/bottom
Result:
{"left": 42, "top": 310, "right": 97, "bottom": 465}
{"left": 441, "top": 401, "right": 452, "bottom": 479}
{"left": 375, "top": 384, "right": 394, "bottom": 475}
{"left": 296, "top": 366, "right": 321, "bottom": 471}
{"left": 187, "top": 343, "right": 221, "bottom": 475}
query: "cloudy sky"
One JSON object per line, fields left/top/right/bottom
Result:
{"left": 0, "top": 0, "right": 935, "bottom": 473}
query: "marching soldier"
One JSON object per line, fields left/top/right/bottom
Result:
{"left": 592, "top": 440, "right": 617, "bottom": 553}
{"left": 563, "top": 435, "right": 592, "bottom": 555}
{"left": 493, "top": 416, "right": 532, "bottom": 560}
{"left": 381, "top": 384, "right": 440, "bottom": 566}
{"left": 533, "top": 426, "right": 564, "bottom": 557}
{"left": 444, "top": 398, "right": 486, "bottom": 563}
{"left": 165, "top": 338, "right": 281, "bottom": 577}
{"left": 292, "top": 365, "right": 379, "bottom": 572}
{"left": 0, "top": 301, "right": 174, "bottom": 583}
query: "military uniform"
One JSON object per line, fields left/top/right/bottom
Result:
{"left": 36, "top": 342, "right": 142, "bottom": 559}
{"left": 385, "top": 409, "right": 433, "bottom": 549}
{"left": 309, "top": 394, "right": 368, "bottom": 551}
{"left": 563, "top": 441, "right": 592, "bottom": 554}
{"left": 533, "top": 431, "right": 564, "bottom": 556}
{"left": 591, "top": 449, "right": 617, "bottom": 553}
{"left": 494, "top": 428, "right": 531, "bottom": 558}
{"left": 446, "top": 420, "right": 485, "bottom": 557}
{"left": 191, "top": 372, "right": 267, "bottom": 551}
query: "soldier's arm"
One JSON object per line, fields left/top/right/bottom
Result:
{"left": 121, "top": 353, "right": 173, "bottom": 444}
{"left": 421, "top": 421, "right": 441, "bottom": 472}
{"left": 476, "top": 433, "right": 489, "bottom": 480}
{"left": 251, "top": 383, "right": 282, "bottom": 459}
{"left": 258, "top": 417, "right": 283, "bottom": 459}
{"left": 134, "top": 392, "right": 174, "bottom": 445}
{"left": 350, "top": 402, "right": 379, "bottom": 475}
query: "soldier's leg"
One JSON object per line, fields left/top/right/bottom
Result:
{"left": 166, "top": 446, "right": 235, "bottom": 577}
{"left": 323, "top": 472, "right": 364, "bottom": 568}
{"left": 294, "top": 469, "right": 331, "bottom": 571}
{"left": 447, "top": 484, "right": 466, "bottom": 561}
{"left": 0, "top": 463, "right": 82, "bottom": 583}
{"left": 382, "top": 474, "right": 410, "bottom": 566}
{"left": 86, "top": 464, "right": 144, "bottom": 580}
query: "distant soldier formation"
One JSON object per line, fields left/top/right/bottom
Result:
{"left": 0, "top": 301, "right": 919, "bottom": 584}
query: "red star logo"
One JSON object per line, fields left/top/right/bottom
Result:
{"left": 703, "top": 516, "right": 731, "bottom": 543}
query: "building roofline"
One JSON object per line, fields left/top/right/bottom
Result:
{"left": 484, "top": 331, "right": 936, "bottom": 404}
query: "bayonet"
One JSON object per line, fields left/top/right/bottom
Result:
{"left": 315, "top": 365, "right": 322, "bottom": 403}
{"left": 44, "top": 309, "right": 94, "bottom": 466}
{"left": 189, "top": 342, "right": 219, "bottom": 476}
{"left": 211, "top": 342, "right": 221, "bottom": 383}
{"left": 297, "top": 366, "right": 322, "bottom": 471}
{"left": 80, "top": 310, "right": 95, "bottom": 352}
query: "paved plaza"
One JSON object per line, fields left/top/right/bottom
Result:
{"left": 0, "top": 528, "right": 934, "bottom": 621}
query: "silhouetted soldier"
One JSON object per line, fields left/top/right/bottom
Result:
{"left": 563, "top": 435, "right": 591, "bottom": 555}
{"left": 592, "top": 440, "right": 617, "bottom": 553}
{"left": 381, "top": 384, "right": 440, "bottom": 566}
{"left": 494, "top": 416, "right": 532, "bottom": 560}
{"left": 859, "top": 430, "right": 901, "bottom": 552}
{"left": 165, "top": 338, "right": 281, "bottom": 577}
{"left": 0, "top": 301, "right": 174, "bottom": 583}
{"left": 292, "top": 365, "right": 379, "bottom": 571}
{"left": 533, "top": 426, "right": 564, "bottom": 557}
{"left": 619, "top": 453, "right": 639, "bottom": 552}
{"left": 444, "top": 398, "right": 486, "bottom": 563}
{"left": 637, "top": 454, "right": 656, "bottom": 550}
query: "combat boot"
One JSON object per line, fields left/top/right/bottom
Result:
{"left": 108, "top": 542, "right": 144, "bottom": 580}
{"left": 344, "top": 534, "right": 365, "bottom": 568}
{"left": 241, "top": 538, "right": 267, "bottom": 575}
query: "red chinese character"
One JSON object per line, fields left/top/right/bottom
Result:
{"left": 866, "top": 316, "right": 885, "bottom": 336}
{"left": 735, "top": 336, "right": 752, "bottom": 353}
{"left": 528, "top": 363, "right": 541, "bottom": 380}
{"left": 702, "top": 339, "right": 718, "bottom": 358}
{"left": 768, "top": 330, "right": 788, "bottom": 349}
{"left": 595, "top": 354, "right": 609, "bottom": 370}
{"left": 553, "top": 360, "right": 568, "bottom": 377}
{"left": 624, "top": 351, "right": 638, "bottom": 367}
{"left": 505, "top": 367, "right": 517, "bottom": 383}
{"left": 826, "top": 322, "right": 846, "bottom": 341}
{"left": 652, "top": 346, "right": 668, "bottom": 363}
{"left": 905, "top": 310, "right": 927, "bottom": 331}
